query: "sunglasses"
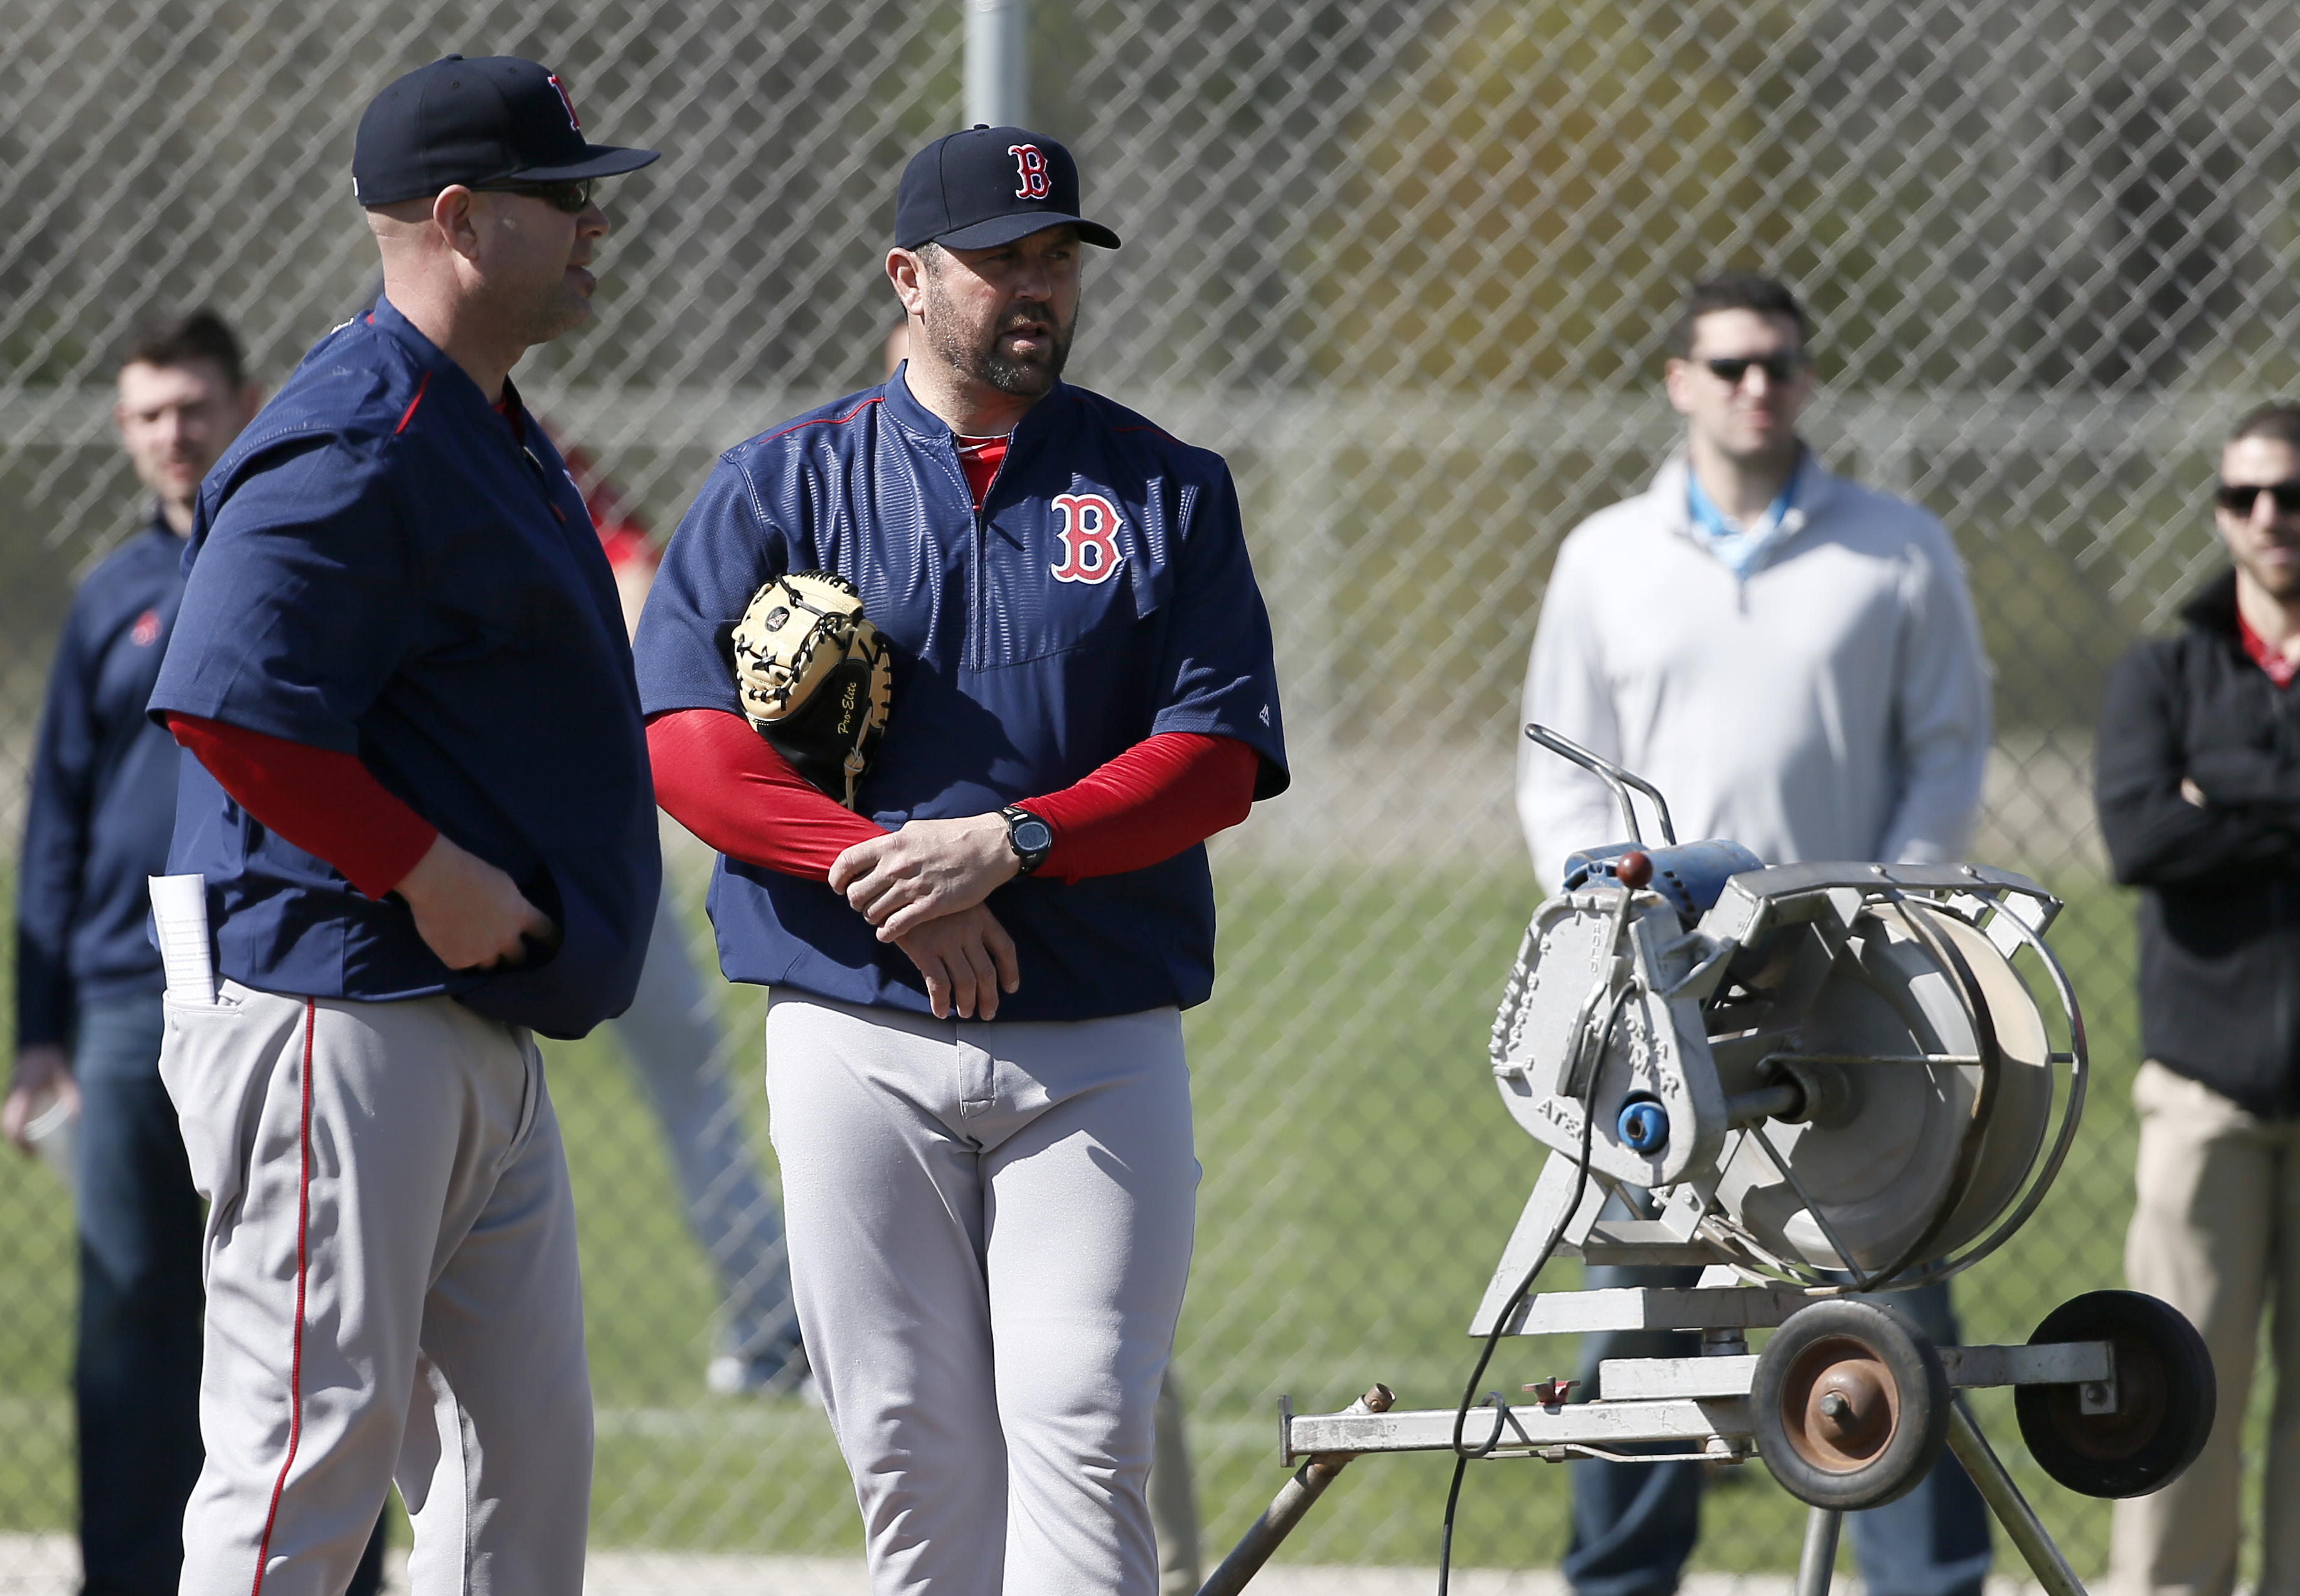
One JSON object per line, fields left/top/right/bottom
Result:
{"left": 1699, "top": 354, "right": 1808, "bottom": 386}
{"left": 475, "top": 178, "right": 594, "bottom": 215}
{"left": 2216, "top": 480, "right": 2300, "bottom": 516}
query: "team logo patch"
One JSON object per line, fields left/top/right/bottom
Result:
{"left": 1050, "top": 493, "right": 1124, "bottom": 584}
{"left": 548, "top": 73, "right": 582, "bottom": 130}
{"left": 1010, "top": 144, "right": 1051, "bottom": 200}
{"left": 129, "top": 609, "right": 161, "bottom": 648}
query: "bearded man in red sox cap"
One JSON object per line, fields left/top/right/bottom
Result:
{"left": 149, "top": 56, "right": 660, "bottom": 1594}
{"left": 636, "top": 125, "right": 1290, "bottom": 1594}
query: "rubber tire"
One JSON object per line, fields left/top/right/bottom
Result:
{"left": 2015, "top": 1290, "right": 2215, "bottom": 1499}
{"left": 1753, "top": 1299, "right": 1951, "bottom": 1510}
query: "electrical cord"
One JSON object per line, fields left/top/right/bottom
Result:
{"left": 1437, "top": 991, "right": 1611, "bottom": 1596}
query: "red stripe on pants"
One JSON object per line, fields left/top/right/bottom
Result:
{"left": 248, "top": 999, "right": 317, "bottom": 1596}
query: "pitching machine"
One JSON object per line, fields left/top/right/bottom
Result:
{"left": 1198, "top": 726, "right": 2214, "bottom": 1596}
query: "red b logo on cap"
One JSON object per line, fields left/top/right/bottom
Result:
{"left": 1010, "top": 144, "right": 1051, "bottom": 201}
{"left": 548, "top": 73, "right": 581, "bottom": 130}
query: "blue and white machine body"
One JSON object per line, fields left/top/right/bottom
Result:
{"left": 1483, "top": 725, "right": 2084, "bottom": 1304}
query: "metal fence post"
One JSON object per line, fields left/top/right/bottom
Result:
{"left": 966, "top": 0, "right": 1028, "bottom": 127}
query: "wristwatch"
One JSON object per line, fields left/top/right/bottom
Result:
{"left": 1000, "top": 806, "right": 1053, "bottom": 876}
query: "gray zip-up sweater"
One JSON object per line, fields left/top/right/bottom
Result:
{"left": 1518, "top": 452, "right": 1991, "bottom": 893}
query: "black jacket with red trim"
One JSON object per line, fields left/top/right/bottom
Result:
{"left": 2097, "top": 570, "right": 2300, "bottom": 1115}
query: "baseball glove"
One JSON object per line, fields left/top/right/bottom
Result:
{"left": 729, "top": 571, "right": 893, "bottom": 809}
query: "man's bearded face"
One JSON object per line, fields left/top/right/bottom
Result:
{"left": 919, "top": 238, "right": 1079, "bottom": 400}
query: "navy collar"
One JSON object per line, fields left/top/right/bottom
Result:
{"left": 881, "top": 359, "right": 1069, "bottom": 455}
{"left": 366, "top": 294, "right": 469, "bottom": 383}
{"left": 366, "top": 294, "right": 535, "bottom": 422}
{"left": 366, "top": 294, "right": 538, "bottom": 440}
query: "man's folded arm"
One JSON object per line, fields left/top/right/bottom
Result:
{"left": 647, "top": 708, "right": 1255, "bottom": 886}
{"left": 647, "top": 708, "right": 887, "bottom": 880}
{"left": 166, "top": 714, "right": 438, "bottom": 899}
{"left": 1020, "top": 732, "right": 1256, "bottom": 883}
{"left": 2094, "top": 652, "right": 2300, "bottom": 886}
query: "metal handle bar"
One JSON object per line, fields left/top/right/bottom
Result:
{"left": 1524, "top": 725, "right": 1679, "bottom": 846}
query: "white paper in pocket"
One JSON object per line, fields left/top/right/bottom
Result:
{"left": 149, "top": 873, "right": 217, "bottom": 1006}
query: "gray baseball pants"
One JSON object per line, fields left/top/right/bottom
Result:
{"left": 161, "top": 981, "right": 590, "bottom": 1596}
{"left": 765, "top": 994, "right": 1197, "bottom": 1596}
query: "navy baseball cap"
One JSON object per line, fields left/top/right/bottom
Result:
{"left": 352, "top": 55, "right": 659, "bottom": 207}
{"left": 895, "top": 125, "right": 1120, "bottom": 252}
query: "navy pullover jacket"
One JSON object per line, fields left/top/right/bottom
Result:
{"left": 636, "top": 368, "right": 1287, "bottom": 1021}
{"left": 16, "top": 509, "right": 184, "bottom": 1048}
{"left": 152, "top": 299, "right": 660, "bottom": 1040}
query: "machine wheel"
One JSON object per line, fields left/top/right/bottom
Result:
{"left": 2015, "top": 1290, "right": 2214, "bottom": 1499}
{"left": 1753, "top": 1299, "right": 1949, "bottom": 1509}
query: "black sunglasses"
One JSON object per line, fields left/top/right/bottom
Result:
{"left": 474, "top": 178, "right": 594, "bottom": 215}
{"left": 2216, "top": 480, "right": 2300, "bottom": 516}
{"left": 1699, "top": 354, "right": 1808, "bottom": 385}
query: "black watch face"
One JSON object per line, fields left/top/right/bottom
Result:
{"left": 1013, "top": 819, "right": 1053, "bottom": 854}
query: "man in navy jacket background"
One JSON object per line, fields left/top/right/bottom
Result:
{"left": 0, "top": 313, "right": 381, "bottom": 1596}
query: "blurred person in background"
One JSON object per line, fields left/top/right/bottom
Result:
{"left": 0, "top": 312, "right": 385, "bottom": 1596}
{"left": 2095, "top": 401, "right": 2300, "bottom": 1596}
{"left": 1519, "top": 273, "right": 1993, "bottom": 1596}
{"left": 562, "top": 440, "right": 809, "bottom": 1396}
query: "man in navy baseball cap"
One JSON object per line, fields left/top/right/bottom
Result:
{"left": 353, "top": 54, "right": 657, "bottom": 207}
{"left": 890, "top": 126, "right": 1118, "bottom": 407}
{"left": 633, "top": 109, "right": 1288, "bottom": 1595}
{"left": 150, "top": 49, "right": 664, "bottom": 1593}
{"left": 351, "top": 56, "right": 656, "bottom": 359}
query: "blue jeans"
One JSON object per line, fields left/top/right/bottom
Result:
{"left": 1563, "top": 1265, "right": 1991, "bottom": 1596}
{"left": 73, "top": 992, "right": 384, "bottom": 1596}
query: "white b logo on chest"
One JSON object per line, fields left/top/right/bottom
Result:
{"left": 1050, "top": 492, "right": 1125, "bottom": 584}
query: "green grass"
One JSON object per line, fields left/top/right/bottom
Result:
{"left": 1, "top": 860, "right": 2281, "bottom": 1582}
{"left": 0, "top": 1127, "right": 78, "bottom": 1534}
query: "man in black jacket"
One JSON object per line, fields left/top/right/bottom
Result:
{"left": 2096, "top": 401, "right": 2300, "bottom": 1596}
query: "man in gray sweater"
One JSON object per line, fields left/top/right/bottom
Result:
{"left": 1518, "top": 274, "right": 1993, "bottom": 1596}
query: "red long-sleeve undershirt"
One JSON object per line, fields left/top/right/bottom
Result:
{"left": 166, "top": 715, "right": 439, "bottom": 900}
{"left": 646, "top": 707, "right": 1256, "bottom": 885}
{"left": 166, "top": 701, "right": 1259, "bottom": 904}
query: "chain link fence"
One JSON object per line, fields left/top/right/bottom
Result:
{"left": 4, "top": 0, "right": 2297, "bottom": 1584}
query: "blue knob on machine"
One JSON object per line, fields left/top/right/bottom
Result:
{"left": 1617, "top": 1098, "right": 1669, "bottom": 1153}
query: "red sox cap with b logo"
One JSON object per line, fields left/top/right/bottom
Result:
{"left": 351, "top": 55, "right": 659, "bottom": 208}
{"left": 895, "top": 125, "right": 1121, "bottom": 251}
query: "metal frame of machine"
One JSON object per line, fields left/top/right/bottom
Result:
{"left": 1196, "top": 728, "right": 2215, "bottom": 1596}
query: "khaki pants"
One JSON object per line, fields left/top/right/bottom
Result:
{"left": 2112, "top": 1060, "right": 2300, "bottom": 1596}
